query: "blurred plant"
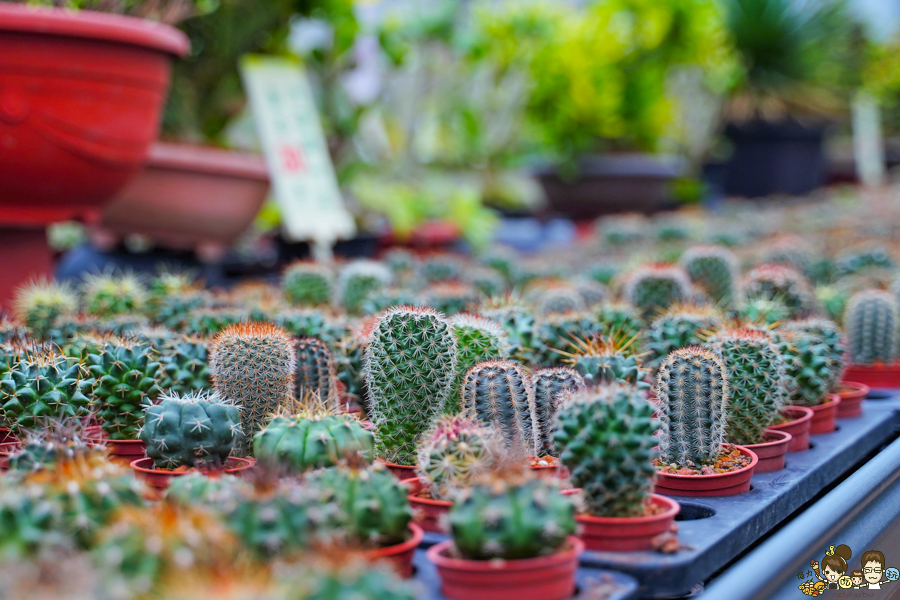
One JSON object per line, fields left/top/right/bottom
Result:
{"left": 16, "top": 0, "right": 216, "bottom": 24}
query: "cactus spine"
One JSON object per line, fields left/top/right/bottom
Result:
{"left": 530, "top": 366, "right": 585, "bottom": 457}
{"left": 0, "top": 351, "right": 92, "bottom": 432}
{"left": 294, "top": 337, "right": 337, "bottom": 407}
{"left": 844, "top": 289, "right": 899, "bottom": 364}
{"left": 80, "top": 272, "right": 147, "bottom": 317}
{"left": 462, "top": 360, "right": 535, "bottom": 457}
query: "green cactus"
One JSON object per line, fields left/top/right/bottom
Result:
{"left": 655, "top": 347, "right": 730, "bottom": 467}
{"left": 531, "top": 366, "right": 584, "bottom": 457}
{"left": 536, "top": 287, "right": 587, "bottom": 315}
{"left": 335, "top": 326, "right": 369, "bottom": 406}
{"left": 707, "top": 328, "right": 788, "bottom": 445}
{"left": 773, "top": 331, "right": 832, "bottom": 408}
{"left": 816, "top": 285, "right": 848, "bottom": 324}
{"left": 449, "top": 314, "right": 510, "bottom": 409}
{"left": 277, "top": 308, "right": 341, "bottom": 343}
{"left": 780, "top": 318, "right": 846, "bottom": 394}
{"left": 44, "top": 314, "right": 102, "bottom": 347}
{"left": 360, "top": 287, "right": 420, "bottom": 316}
{"left": 836, "top": 246, "right": 895, "bottom": 278}
{"left": 595, "top": 302, "right": 643, "bottom": 341}
{"left": 645, "top": 305, "right": 723, "bottom": 369}
{"left": 282, "top": 261, "right": 333, "bottom": 307}
{"left": 14, "top": 279, "right": 78, "bottom": 339}
{"left": 555, "top": 384, "right": 658, "bottom": 517}
{"left": 421, "top": 254, "right": 463, "bottom": 283}
{"left": 294, "top": 562, "right": 418, "bottom": 600}
{"left": 479, "top": 298, "right": 538, "bottom": 365}
{"left": 210, "top": 323, "right": 296, "bottom": 457}
{"left": 186, "top": 307, "right": 250, "bottom": 337}
{"left": 158, "top": 336, "right": 211, "bottom": 395}
{"left": 364, "top": 306, "right": 458, "bottom": 464}
{"left": 87, "top": 340, "right": 163, "bottom": 440}
{"left": 844, "top": 289, "right": 899, "bottom": 365}
{"left": 154, "top": 291, "right": 207, "bottom": 330}
{"left": 383, "top": 248, "right": 416, "bottom": 278}
{"left": 145, "top": 270, "right": 196, "bottom": 318}
{"left": 680, "top": 245, "right": 740, "bottom": 307}
{"left": 294, "top": 337, "right": 337, "bottom": 406}
{"left": 449, "top": 475, "right": 575, "bottom": 560}
{"left": 623, "top": 265, "right": 693, "bottom": 321}
{"left": 164, "top": 471, "right": 241, "bottom": 506}
{"left": 338, "top": 260, "right": 392, "bottom": 315}
{"left": 738, "top": 297, "right": 791, "bottom": 325}
{"left": 469, "top": 267, "right": 506, "bottom": 298}
{"left": 0, "top": 351, "right": 92, "bottom": 432}
{"left": 416, "top": 414, "right": 492, "bottom": 501}
{"left": 566, "top": 334, "right": 650, "bottom": 389}
{"left": 81, "top": 272, "right": 147, "bottom": 317}
{"left": 533, "top": 311, "right": 597, "bottom": 367}
{"left": 574, "top": 279, "right": 608, "bottom": 308}
{"left": 0, "top": 318, "right": 26, "bottom": 346}
{"left": 422, "top": 283, "right": 478, "bottom": 315}
{"left": 462, "top": 360, "right": 535, "bottom": 457}
{"left": 743, "top": 264, "right": 818, "bottom": 318}
{"left": 140, "top": 391, "right": 242, "bottom": 469}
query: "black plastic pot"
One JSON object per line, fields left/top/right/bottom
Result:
{"left": 722, "top": 120, "right": 827, "bottom": 198}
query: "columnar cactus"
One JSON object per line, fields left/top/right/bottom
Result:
{"left": 417, "top": 414, "right": 492, "bottom": 501}
{"left": 462, "top": 360, "right": 535, "bottom": 457}
{"left": 706, "top": 328, "right": 788, "bottom": 445}
{"left": 337, "top": 260, "right": 392, "bottom": 315}
{"left": 81, "top": 272, "right": 147, "bottom": 317}
{"left": 0, "top": 351, "right": 92, "bottom": 432}
{"left": 844, "top": 289, "right": 899, "bottom": 365}
{"left": 282, "top": 262, "right": 333, "bottom": 308}
{"left": 87, "top": 339, "right": 163, "bottom": 440}
{"left": 555, "top": 384, "right": 658, "bottom": 517}
{"left": 158, "top": 336, "right": 211, "bottom": 395}
{"left": 294, "top": 337, "right": 337, "bottom": 407}
{"left": 140, "top": 391, "right": 242, "bottom": 469}
{"left": 679, "top": 245, "right": 740, "bottom": 307}
{"left": 645, "top": 305, "right": 724, "bottom": 369}
{"left": 655, "top": 347, "right": 730, "bottom": 467}
{"left": 623, "top": 264, "right": 693, "bottom": 321}
{"left": 743, "top": 264, "right": 818, "bottom": 318}
{"left": 364, "top": 306, "right": 457, "bottom": 464}
{"left": 449, "top": 475, "right": 575, "bottom": 560}
{"left": 448, "top": 314, "right": 510, "bottom": 409}
{"left": 781, "top": 318, "right": 846, "bottom": 394}
{"left": 210, "top": 323, "right": 296, "bottom": 456}
{"left": 536, "top": 287, "right": 587, "bottom": 315}
{"left": 566, "top": 334, "right": 650, "bottom": 389}
{"left": 531, "top": 367, "right": 585, "bottom": 457}
{"left": 14, "top": 280, "right": 78, "bottom": 339}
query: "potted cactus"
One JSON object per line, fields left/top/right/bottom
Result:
{"left": 842, "top": 290, "right": 900, "bottom": 388}
{"left": 654, "top": 347, "right": 758, "bottom": 496}
{"left": 427, "top": 471, "right": 581, "bottom": 600}
{"left": 773, "top": 328, "right": 841, "bottom": 435}
{"left": 555, "top": 384, "right": 680, "bottom": 551}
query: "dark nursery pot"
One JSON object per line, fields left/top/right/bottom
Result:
{"left": 427, "top": 536, "right": 584, "bottom": 600}
{"left": 836, "top": 382, "right": 869, "bottom": 419}
{"left": 843, "top": 363, "right": 900, "bottom": 389}
{"left": 768, "top": 406, "right": 814, "bottom": 452}
{"left": 571, "top": 494, "right": 680, "bottom": 552}
{"left": 808, "top": 394, "right": 841, "bottom": 435}
{"left": 406, "top": 478, "right": 452, "bottom": 534}
{"left": 130, "top": 457, "right": 255, "bottom": 491}
{"left": 382, "top": 461, "right": 418, "bottom": 481}
{"left": 743, "top": 430, "right": 792, "bottom": 474}
{"left": 654, "top": 445, "right": 758, "bottom": 497}
{"left": 361, "top": 523, "right": 423, "bottom": 579}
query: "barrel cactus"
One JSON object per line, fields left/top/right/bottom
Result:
{"left": 555, "top": 384, "right": 658, "bottom": 517}
{"left": 0, "top": 351, "right": 92, "bottom": 432}
{"left": 536, "top": 287, "right": 587, "bottom": 315}
{"left": 448, "top": 313, "right": 510, "bottom": 408}
{"left": 158, "top": 336, "right": 211, "bottom": 395}
{"left": 645, "top": 305, "right": 724, "bottom": 370}
{"left": 531, "top": 366, "right": 584, "bottom": 457}
{"left": 294, "top": 337, "right": 337, "bottom": 407}
{"left": 773, "top": 331, "right": 832, "bottom": 408}
{"left": 81, "top": 272, "right": 147, "bottom": 318}
{"left": 623, "top": 264, "right": 693, "bottom": 321}
{"left": 743, "top": 264, "right": 818, "bottom": 318}
{"left": 462, "top": 360, "right": 535, "bottom": 457}
{"left": 680, "top": 245, "right": 740, "bottom": 307}
{"left": 337, "top": 260, "right": 392, "bottom": 315}
{"left": 655, "top": 347, "right": 730, "bottom": 467}
{"left": 595, "top": 302, "right": 644, "bottom": 343}
{"left": 282, "top": 261, "right": 333, "bottom": 307}
{"left": 417, "top": 414, "right": 492, "bottom": 501}
{"left": 14, "top": 279, "right": 78, "bottom": 339}
{"left": 780, "top": 318, "right": 846, "bottom": 394}
{"left": 844, "top": 289, "right": 899, "bottom": 365}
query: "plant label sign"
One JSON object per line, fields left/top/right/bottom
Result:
{"left": 240, "top": 55, "right": 356, "bottom": 247}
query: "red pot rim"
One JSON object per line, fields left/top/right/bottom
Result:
{"left": 382, "top": 461, "right": 416, "bottom": 470}
{"left": 838, "top": 381, "right": 870, "bottom": 399}
{"left": 362, "top": 523, "right": 424, "bottom": 560}
{"left": 130, "top": 456, "right": 254, "bottom": 475}
{"left": 744, "top": 429, "right": 792, "bottom": 449}
{"left": 655, "top": 445, "right": 758, "bottom": 481}
{"left": 846, "top": 362, "right": 900, "bottom": 373}
{"left": 574, "top": 494, "right": 679, "bottom": 526}
{"left": 147, "top": 143, "right": 269, "bottom": 181}
{"left": 0, "top": 3, "right": 189, "bottom": 57}
{"left": 427, "top": 536, "right": 584, "bottom": 572}
{"left": 85, "top": 434, "right": 144, "bottom": 445}
{"left": 407, "top": 483, "right": 453, "bottom": 508}
{"left": 811, "top": 394, "right": 841, "bottom": 413}
{"left": 774, "top": 405, "right": 815, "bottom": 426}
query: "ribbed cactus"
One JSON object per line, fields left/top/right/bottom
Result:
{"left": 623, "top": 265, "right": 693, "bottom": 321}
{"left": 337, "top": 260, "right": 392, "bottom": 315}
{"left": 566, "top": 334, "right": 650, "bottom": 389}
{"left": 531, "top": 367, "right": 584, "bottom": 457}
{"left": 462, "top": 360, "right": 535, "bottom": 457}
{"left": 555, "top": 384, "right": 658, "bottom": 517}
{"left": 140, "top": 391, "right": 242, "bottom": 469}
{"left": 364, "top": 306, "right": 458, "bottom": 464}
{"left": 707, "top": 328, "right": 788, "bottom": 445}
{"left": 773, "top": 331, "right": 831, "bottom": 408}
{"left": 87, "top": 339, "right": 163, "bottom": 440}
{"left": 743, "top": 264, "right": 818, "bottom": 318}
{"left": 536, "top": 287, "right": 587, "bottom": 315}
{"left": 680, "top": 245, "right": 740, "bottom": 307}
{"left": 282, "top": 261, "right": 333, "bottom": 307}
{"left": 844, "top": 289, "right": 899, "bottom": 364}
{"left": 210, "top": 323, "right": 296, "bottom": 457}
{"left": 645, "top": 305, "right": 723, "bottom": 369}
{"left": 294, "top": 337, "right": 337, "bottom": 407}
{"left": 417, "top": 414, "right": 492, "bottom": 501}
{"left": 449, "top": 314, "right": 510, "bottom": 409}
{"left": 158, "top": 336, "right": 211, "bottom": 395}
{"left": 14, "top": 279, "right": 78, "bottom": 339}
{"left": 0, "top": 351, "right": 92, "bottom": 432}
{"left": 81, "top": 272, "right": 147, "bottom": 317}
{"left": 656, "top": 347, "right": 730, "bottom": 467}
{"left": 449, "top": 475, "right": 575, "bottom": 560}
{"left": 781, "top": 318, "right": 846, "bottom": 394}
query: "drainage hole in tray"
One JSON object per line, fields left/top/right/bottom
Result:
{"left": 807, "top": 441, "right": 816, "bottom": 450}
{"left": 674, "top": 502, "right": 716, "bottom": 521}
{"left": 867, "top": 391, "right": 892, "bottom": 400}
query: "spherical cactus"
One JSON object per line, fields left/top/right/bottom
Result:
{"left": 14, "top": 279, "right": 78, "bottom": 339}
{"left": 449, "top": 475, "right": 575, "bottom": 560}
{"left": 87, "top": 339, "right": 163, "bottom": 440}
{"left": 140, "top": 390, "right": 242, "bottom": 469}
{"left": 294, "top": 337, "right": 337, "bottom": 407}
{"left": 595, "top": 302, "right": 643, "bottom": 341}
{"left": 773, "top": 331, "right": 832, "bottom": 408}
{"left": 155, "top": 291, "right": 207, "bottom": 330}
{"left": 282, "top": 261, "right": 333, "bottom": 307}
{"left": 421, "top": 254, "right": 463, "bottom": 283}
{"left": 536, "top": 287, "right": 587, "bottom": 316}
{"left": 158, "top": 336, "right": 211, "bottom": 395}
{"left": 479, "top": 298, "right": 538, "bottom": 366}
{"left": 422, "top": 283, "right": 479, "bottom": 316}
{"left": 462, "top": 360, "right": 535, "bottom": 458}
{"left": 416, "top": 414, "right": 492, "bottom": 501}
{"left": 337, "top": 260, "right": 392, "bottom": 315}
{"left": 743, "top": 264, "right": 818, "bottom": 318}
{"left": 360, "top": 287, "right": 420, "bottom": 316}
{"left": 738, "top": 296, "right": 791, "bottom": 325}
{"left": 645, "top": 305, "right": 724, "bottom": 370}
{"left": 574, "top": 278, "right": 608, "bottom": 308}
{"left": 656, "top": 347, "right": 730, "bottom": 468}
{"left": 364, "top": 306, "right": 458, "bottom": 465}
{"left": 623, "top": 264, "right": 693, "bottom": 321}
{"left": 780, "top": 318, "right": 846, "bottom": 394}
{"left": 531, "top": 367, "right": 584, "bottom": 457}
{"left": 0, "top": 351, "right": 92, "bottom": 432}
{"left": 706, "top": 328, "right": 788, "bottom": 445}
{"left": 80, "top": 272, "right": 147, "bottom": 318}
{"left": 844, "top": 289, "right": 899, "bottom": 365}
{"left": 186, "top": 307, "right": 250, "bottom": 338}
{"left": 277, "top": 308, "right": 342, "bottom": 343}
{"left": 555, "top": 384, "right": 658, "bottom": 517}
{"left": 533, "top": 311, "right": 597, "bottom": 367}
{"left": 449, "top": 313, "right": 510, "bottom": 410}
{"left": 566, "top": 334, "right": 650, "bottom": 389}
{"left": 680, "top": 245, "right": 740, "bottom": 307}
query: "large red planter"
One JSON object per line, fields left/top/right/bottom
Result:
{"left": 808, "top": 394, "right": 841, "bottom": 435}
{"left": 99, "top": 143, "right": 270, "bottom": 258}
{"left": 743, "top": 430, "right": 792, "bottom": 474}
{"left": 654, "top": 445, "right": 758, "bottom": 497}
{"left": 837, "top": 382, "right": 869, "bottom": 419}
{"left": 768, "top": 406, "right": 814, "bottom": 452}
{"left": 360, "top": 523, "right": 423, "bottom": 579}
{"left": 843, "top": 363, "right": 900, "bottom": 389}
{"left": 570, "top": 494, "right": 679, "bottom": 552}
{"left": 130, "top": 456, "right": 256, "bottom": 491}
{"left": 428, "top": 537, "right": 584, "bottom": 600}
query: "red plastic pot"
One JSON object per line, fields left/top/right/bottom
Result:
{"left": 843, "top": 363, "right": 900, "bottom": 389}
{"left": 654, "top": 445, "right": 758, "bottom": 497}
{"left": 837, "top": 382, "right": 869, "bottom": 419}
{"left": 382, "top": 461, "right": 418, "bottom": 481}
{"left": 99, "top": 143, "right": 270, "bottom": 258}
{"left": 768, "top": 406, "right": 814, "bottom": 452}
{"left": 743, "top": 430, "right": 792, "bottom": 474}
{"left": 569, "top": 494, "right": 679, "bottom": 552}
{"left": 84, "top": 427, "right": 146, "bottom": 465}
{"left": 130, "top": 456, "right": 255, "bottom": 491}
{"left": 360, "top": 523, "right": 423, "bottom": 579}
{"left": 407, "top": 477, "right": 452, "bottom": 533}
{"left": 427, "top": 537, "right": 584, "bottom": 600}
{"left": 530, "top": 463, "right": 569, "bottom": 480}
{"left": 0, "top": 429, "right": 15, "bottom": 444}
{"left": 808, "top": 394, "right": 840, "bottom": 435}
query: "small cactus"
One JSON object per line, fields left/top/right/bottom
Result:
{"left": 623, "top": 264, "right": 693, "bottom": 321}
{"left": 536, "top": 287, "right": 587, "bottom": 315}
{"left": 479, "top": 296, "right": 538, "bottom": 366}
{"left": 337, "top": 260, "right": 392, "bottom": 315}
{"left": 186, "top": 307, "right": 250, "bottom": 337}
{"left": 282, "top": 261, "right": 333, "bottom": 307}
{"left": 680, "top": 245, "right": 740, "bottom": 307}
{"left": 461, "top": 360, "right": 535, "bottom": 457}
{"left": 645, "top": 305, "right": 724, "bottom": 370}
{"left": 565, "top": 333, "right": 650, "bottom": 389}
{"left": 80, "top": 272, "right": 147, "bottom": 317}
{"left": 533, "top": 311, "right": 597, "bottom": 367}
{"left": 294, "top": 337, "right": 337, "bottom": 407}
{"left": 780, "top": 318, "right": 846, "bottom": 394}
{"left": 422, "top": 283, "right": 478, "bottom": 316}
{"left": 0, "top": 351, "right": 92, "bottom": 432}
{"left": 417, "top": 413, "right": 492, "bottom": 500}
{"left": 531, "top": 366, "right": 585, "bottom": 457}
{"left": 743, "top": 264, "right": 818, "bottom": 318}
{"left": 14, "top": 280, "right": 78, "bottom": 339}
{"left": 158, "top": 336, "right": 211, "bottom": 395}
{"left": 448, "top": 313, "right": 510, "bottom": 409}
{"left": 844, "top": 289, "right": 899, "bottom": 364}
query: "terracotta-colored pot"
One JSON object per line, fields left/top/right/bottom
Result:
{"left": 530, "top": 463, "right": 569, "bottom": 480}
{"left": 768, "top": 406, "right": 814, "bottom": 452}
{"left": 130, "top": 456, "right": 255, "bottom": 491}
{"left": 407, "top": 478, "right": 452, "bottom": 533}
{"left": 808, "top": 394, "right": 840, "bottom": 435}
{"left": 100, "top": 143, "right": 269, "bottom": 257}
{"left": 836, "top": 382, "right": 869, "bottom": 419}
{"left": 84, "top": 427, "right": 146, "bottom": 465}
{"left": 843, "top": 363, "right": 900, "bottom": 389}
{"left": 569, "top": 494, "right": 679, "bottom": 552}
{"left": 743, "top": 430, "right": 792, "bottom": 474}
{"left": 654, "top": 445, "right": 758, "bottom": 497}
{"left": 382, "top": 461, "right": 418, "bottom": 481}
{"left": 427, "top": 537, "right": 584, "bottom": 600}
{"left": 360, "top": 523, "right": 423, "bottom": 579}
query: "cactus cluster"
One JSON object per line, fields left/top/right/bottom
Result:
{"left": 844, "top": 289, "right": 899, "bottom": 364}
{"left": 158, "top": 336, "right": 211, "bottom": 395}
{"left": 0, "top": 351, "right": 92, "bottom": 432}
{"left": 282, "top": 261, "right": 333, "bottom": 307}
{"left": 462, "top": 359, "right": 535, "bottom": 458}
{"left": 531, "top": 366, "right": 585, "bottom": 457}
{"left": 417, "top": 414, "right": 492, "bottom": 500}
{"left": 680, "top": 245, "right": 740, "bottom": 307}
